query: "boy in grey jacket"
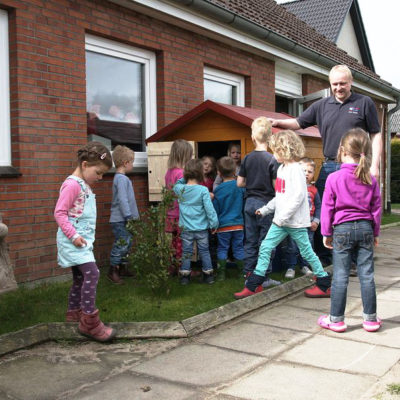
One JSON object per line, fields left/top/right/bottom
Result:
{"left": 109, "top": 146, "right": 139, "bottom": 284}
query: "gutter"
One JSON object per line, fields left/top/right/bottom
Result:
{"left": 386, "top": 102, "right": 400, "bottom": 212}
{"left": 171, "top": 0, "right": 400, "bottom": 100}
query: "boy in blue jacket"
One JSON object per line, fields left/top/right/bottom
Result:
{"left": 109, "top": 145, "right": 139, "bottom": 284}
{"left": 213, "top": 157, "right": 245, "bottom": 280}
{"left": 174, "top": 159, "right": 219, "bottom": 285}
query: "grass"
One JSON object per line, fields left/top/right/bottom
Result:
{"left": 391, "top": 203, "right": 400, "bottom": 209}
{"left": 382, "top": 212, "right": 400, "bottom": 225}
{"left": 0, "top": 265, "right": 287, "bottom": 336}
{"left": 387, "top": 383, "right": 400, "bottom": 395}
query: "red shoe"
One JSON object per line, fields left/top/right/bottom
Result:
{"left": 304, "top": 285, "right": 331, "bottom": 298}
{"left": 234, "top": 285, "right": 263, "bottom": 299}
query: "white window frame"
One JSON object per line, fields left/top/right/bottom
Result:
{"left": 204, "top": 66, "right": 245, "bottom": 106}
{"left": 85, "top": 34, "right": 157, "bottom": 168}
{"left": 0, "top": 10, "right": 11, "bottom": 166}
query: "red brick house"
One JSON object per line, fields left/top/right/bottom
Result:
{"left": 0, "top": 0, "right": 399, "bottom": 284}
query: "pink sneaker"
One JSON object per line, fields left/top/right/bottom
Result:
{"left": 363, "top": 318, "right": 382, "bottom": 332}
{"left": 318, "top": 315, "right": 347, "bottom": 332}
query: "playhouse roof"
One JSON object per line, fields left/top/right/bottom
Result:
{"left": 146, "top": 101, "right": 320, "bottom": 143}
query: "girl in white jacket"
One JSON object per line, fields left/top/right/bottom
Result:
{"left": 234, "top": 130, "right": 331, "bottom": 299}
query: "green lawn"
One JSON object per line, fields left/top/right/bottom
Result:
{"left": 382, "top": 212, "right": 400, "bottom": 225}
{"left": 391, "top": 203, "right": 400, "bottom": 209}
{"left": 0, "top": 267, "right": 286, "bottom": 335}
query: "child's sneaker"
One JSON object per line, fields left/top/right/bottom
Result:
{"left": 363, "top": 318, "right": 382, "bottom": 332}
{"left": 304, "top": 285, "right": 331, "bottom": 298}
{"left": 262, "top": 278, "right": 281, "bottom": 288}
{"left": 234, "top": 285, "right": 263, "bottom": 299}
{"left": 180, "top": 275, "right": 190, "bottom": 285}
{"left": 300, "top": 266, "right": 313, "bottom": 276}
{"left": 202, "top": 272, "right": 214, "bottom": 284}
{"left": 318, "top": 315, "right": 347, "bottom": 332}
{"left": 285, "top": 269, "right": 295, "bottom": 279}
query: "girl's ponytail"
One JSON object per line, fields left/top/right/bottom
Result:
{"left": 341, "top": 128, "right": 372, "bottom": 185}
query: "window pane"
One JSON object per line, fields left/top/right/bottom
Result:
{"left": 204, "top": 79, "right": 235, "bottom": 105}
{"left": 86, "top": 50, "right": 144, "bottom": 151}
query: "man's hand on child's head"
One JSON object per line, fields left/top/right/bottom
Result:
{"left": 310, "top": 221, "right": 319, "bottom": 231}
{"left": 73, "top": 236, "right": 87, "bottom": 248}
{"left": 323, "top": 236, "right": 333, "bottom": 249}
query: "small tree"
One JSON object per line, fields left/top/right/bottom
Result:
{"left": 126, "top": 188, "right": 176, "bottom": 298}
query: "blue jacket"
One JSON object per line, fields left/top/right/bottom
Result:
{"left": 213, "top": 180, "right": 244, "bottom": 228}
{"left": 173, "top": 179, "right": 218, "bottom": 231}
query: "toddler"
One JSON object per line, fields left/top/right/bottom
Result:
{"left": 54, "top": 142, "right": 115, "bottom": 342}
{"left": 108, "top": 145, "right": 139, "bottom": 284}
{"left": 173, "top": 159, "right": 219, "bottom": 285}
{"left": 165, "top": 139, "right": 193, "bottom": 275}
{"left": 234, "top": 130, "right": 331, "bottom": 299}
{"left": 201, "top": 155, "right": 217, "bottom": 193}
{"left": 213, "top": 156, "right": 245, "bottom": 280}
{"left": 318, "top": 128, "right": 382, "bottom": 333}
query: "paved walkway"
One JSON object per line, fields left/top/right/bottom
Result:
{"left": 1, "top": 227, "right": 400, "bottom": 400}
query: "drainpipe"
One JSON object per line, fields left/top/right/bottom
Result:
{"left": 386, "top": 100, "right": 400, "bottom": 213}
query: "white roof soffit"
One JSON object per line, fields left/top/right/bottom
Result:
{"left": 109, "top": 0, "right": 399, "bottom": 102}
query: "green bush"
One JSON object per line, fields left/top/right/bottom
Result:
{"left": 126, "top": 188, "right": 176, "bottom": 298}
{"left": 391, "top": 139, "right": 400, "bottom": 203}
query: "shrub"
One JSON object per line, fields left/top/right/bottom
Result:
{"left": 391, "top": 139, "right": 400, "bottom": 203}
{"left": 126, "top": 188, "right": 176, "bottom": 298}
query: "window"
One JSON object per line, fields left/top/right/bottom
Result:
{"left": 85, "top": 35, "right": 157, "bottom": 168}
{"left": 0, "top": 10, "right": 11, "bottom": 167}
{"left": 204, "top": 67, "right": 245, "bottom": 106}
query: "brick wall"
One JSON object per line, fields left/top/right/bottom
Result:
{"left": 0, "top": 0, "right": 275, "bottom": 283}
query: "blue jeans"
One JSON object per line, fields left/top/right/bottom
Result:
{"left": 285, "top": 229, "right": 315, "bottom": 269}
{"left": 315, "top": 161, "right": 341, "bottom": 264}
{"left": 244, "top": 197, "right": 274, "bottom": 274}
{"left": 110, "top": 222, "right": 133, "bottom": 266}
{"left": 180, "top": 230, "right": 213, "bottom": 274}
{"left": 330, "top": 220, "right": 377, "bottom": 322}
{"left": 254, "top": 224, "right": 327, "bottom": 278}
{"left": 217, "top": 230, "right": 244, "bottom": 261}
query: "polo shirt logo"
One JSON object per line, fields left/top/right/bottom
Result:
{"left": 348, "top": 106, "right": 360, "bottom": 115}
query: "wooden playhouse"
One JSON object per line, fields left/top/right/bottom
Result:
{"left": 146, "top": 100, "right": 322, "bottom": 201}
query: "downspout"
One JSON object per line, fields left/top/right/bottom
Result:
{"left": 386, "top": 100, "right": 400, "bottom": 213}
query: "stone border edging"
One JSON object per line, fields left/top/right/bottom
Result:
{"left": 0, "top": 267, "right": 331, "bottom": 356}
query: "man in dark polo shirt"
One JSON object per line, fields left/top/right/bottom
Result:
{"left": 269, "top": 64, "right": 381, "bottom": 296}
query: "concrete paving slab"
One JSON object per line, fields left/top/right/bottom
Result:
{"left": 131, "top": 343, "right": 265, "bottom": 386}
{"left": 243, "top": 303, "right": 322, "bottom": 333}
{"left": 373, "top": 266, "right": 400, "bottom": 277}
{"left": 378, "top": 287, "right": 400, "bottom": 301}
{"left": 73, "top": 372, "right": 201, "bottom": 400}
{"left": 320, "top": 317, "right": 400, "bottom": 348}
{"left": 373, "top": 299, "right": 400, "bottom": 322}
{"left": 220, "top": 361, "right": 375, "bottom": 400}
{"left": 280, "top": 335, "right": 400, "bottom": 376}
{"left": 197, "top": 320, "right": 311, "bottom": 357}
{"left": 373, "top": 273, "right": 399, "bottom": 286}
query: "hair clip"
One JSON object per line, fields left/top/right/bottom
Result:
{"left": 100, "top": 153, "right": 107, "bottom": 160}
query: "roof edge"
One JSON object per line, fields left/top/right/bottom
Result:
{"left": 169, "top": 0, "right": 400, "bottom": 99}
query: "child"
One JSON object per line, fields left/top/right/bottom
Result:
{"left": 201, "top": 155, "right": 217, "bottom": 192}
{"left": 318, "top": 128, "right": 381, "bottom": 333}
{"left": 165, "top": 139, "right": 193, "bottom": 275}
{"left": 213, "top": 142, "right": 241, "bottom": 190}
{"left": 108, "top": 145, "right": 139, "bottom": 284}
{"left": 213, "top": 156, "right": 245, "bottom": 280}
{"left": 284, "top": 157, "right": 321, "bottom": 279}
{"left": 54, "top": 142, "right": 115, "bottom": 342}
{"left": 234, "top": 130, "right": 331, "bottom": 299}
{"left": 173, "top": 159, "right": 219, "bottom": 285}
{"left": 237, "top": 117, "right": 279, "bottom": 285}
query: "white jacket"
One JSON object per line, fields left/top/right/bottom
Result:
{"left": 258, "top": 162, "right": 311, "bottom": 228}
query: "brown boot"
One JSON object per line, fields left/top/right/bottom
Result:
{"left": 78, "top": 309, "right": 116, "bottom": 342}
{"left": 119, "top": 262, "right": 134, "bottom": 277}
{"left": 107, "top": 265, "right": 124, "bottom": 284}
{"left": 66, "top": 308, "right": 81, "bottom": 322}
